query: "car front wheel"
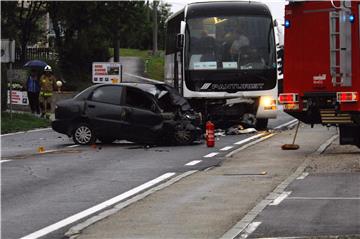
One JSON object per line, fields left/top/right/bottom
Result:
{"left": 173, "top": 124, "right": 195, "bottom": 145}
{"left": 72, "top": 123, "right": 96, "bottom": 145}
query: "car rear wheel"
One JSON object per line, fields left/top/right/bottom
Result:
{"left": 72, "top": 123, "right": 96, "bottom": 145}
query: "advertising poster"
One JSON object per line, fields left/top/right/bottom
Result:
{"left": 92, "top": 62, "right": 122, "bottom": 84}
{"left": 7, "top": 90, "right": 29, "bottom": 105}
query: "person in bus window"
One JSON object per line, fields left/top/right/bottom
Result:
{"left": 230, "top": 29, "right": 250, "bottom": 61}
{"left": 198, "top": 30, "right": 216, "bottom": 61}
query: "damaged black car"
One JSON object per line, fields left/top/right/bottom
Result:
{"left": 52, "top": 83, "right": 202, "bottom": 145}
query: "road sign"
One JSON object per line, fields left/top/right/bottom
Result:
{"left": 7, "top": 90, "right": 29, "bottom": 105}
{"left": 92, "top": 62, "right": 122, "bottom": 84}
{"left": 1, "top": 39, "right": 15, "bottom": 63}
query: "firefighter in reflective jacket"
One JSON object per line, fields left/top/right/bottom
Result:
{"left": 40, "top": 65, "right": 56, "bottom": 118}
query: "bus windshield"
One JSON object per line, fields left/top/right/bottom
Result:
{"left": 185, "top": 15, "right": 276, "bottom": 71}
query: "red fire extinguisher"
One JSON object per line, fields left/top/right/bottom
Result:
{"left": 206, "top": 121, "right": 215, "bottom": 147}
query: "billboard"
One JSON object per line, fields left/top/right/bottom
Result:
{"left": 92, "top": 62, "right": 122, "bottom": 84}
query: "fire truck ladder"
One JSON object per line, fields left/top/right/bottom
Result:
{"left": 329, "top": 11, "right": 341, "bottom": 85}
{"left": 329, "top": 9, "right": 352, "bottom": 87}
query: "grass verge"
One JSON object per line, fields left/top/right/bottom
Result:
{"left": 1, "top": 112, "right": 50, "bottom": 134}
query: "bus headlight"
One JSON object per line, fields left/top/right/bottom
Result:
{"left": 260, "top": 96, "right": 277, "bottom": 110}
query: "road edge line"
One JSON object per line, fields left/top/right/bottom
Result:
{"left": 20, "top": 172, "right": 176, "bottom": 239}
{"left": 65, "top": 170, "right": 198, "bottom": 239}
{"left": 226, "top": 133, "right": 275, "bottom": 158}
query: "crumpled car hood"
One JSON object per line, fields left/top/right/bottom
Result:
{"left": 155, "top": 84, "right": 192, "bottom": 112}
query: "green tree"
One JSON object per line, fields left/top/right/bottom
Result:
{"left": 1, "top": 1, "right": 47, "bottom": 63}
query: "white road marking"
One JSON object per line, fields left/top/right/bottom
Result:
{"left": 274, "top": 119, "right": 298, "bottom": 130}
{"left": 288, "top": 197, "right": 360, "bottom": 200}
{"left": 239, "top": 221, "right": 262, "bottom": 239}
{"left": 19, "top": 172, "right": 176, "bottom": 239}
{"left": 67, "top": 145, "right": 79, "bottom": 148}
{"left": 296, "top": 172, "right": 309, "bottom": 180}
{"left": 227, "top": 134, "right": 275, "bottom": 158}
{"left": 269, "top": 191, "right": 291, "bottom": 206}
{"left": 65, "top": 170, "right": 198, "bottom": 238}
{"left": 234, "top": 133, "right": 267, "bottom": 145}
{"left": 185, "top": 160, "right": 202, "bottom": 166}
{"left": 0, "top": 127, "right": 52, "bottom": 137}
{"left": 42, "top": 149, "right": 57, "bottom": 154}
{"left": 220, "top": 146, "right": 234, "bottom": 151}
{"left": 0, "top": 160, "right": 12, "bottom": 164}
{"left": 203, "top": 152, "right": 219, "bottom": 158}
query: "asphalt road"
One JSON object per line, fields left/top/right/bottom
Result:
{"left": 239, "top": 173, "right": 360, "bottom": 238}
{"left": 1, "top": 111, "right": 294, "bottom": 239}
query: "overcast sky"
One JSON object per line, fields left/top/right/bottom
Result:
{"left": 164, "top": 0, "right": 286, "bottom": 22}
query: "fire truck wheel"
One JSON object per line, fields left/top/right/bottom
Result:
{"left": 98, "top": 136, "right": 116, "bottom": 144}
{"left": 255, "top": 118, "right": 268, "bottom": 131}
{"left": 72, "top": 123, "right": 96, "bottom": 145}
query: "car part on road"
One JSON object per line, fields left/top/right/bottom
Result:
{"left": 282, "top": 121, "right": 300, "bottom": 150}
{"left": 72, "top": 123, "right": 96, "bottom": 145}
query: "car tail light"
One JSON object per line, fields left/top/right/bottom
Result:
{"left": 337, "top": 92, "right": 358, "bottom": 103}
{"left": 278, "top": 93, "right": 299, "bottom": 104}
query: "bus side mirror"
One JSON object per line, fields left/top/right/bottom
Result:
{"left": 273, "top": 19, "right": 278, "bottom": 27}
{"left": 176, "top": 34, "right": 184, "bottom": 50}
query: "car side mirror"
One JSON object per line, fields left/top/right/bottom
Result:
{"left": 176, "top": 34, "right": 184, "bottom": 50}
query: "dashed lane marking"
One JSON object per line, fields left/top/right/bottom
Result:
{"left": 0, "top": 160, "right": 12, "bottom": 164}
{"left": 220, "top": 146, "right": 234, "bottom": 151}
{"left": 269, "top": 191, "right": 292, "bottom": 206}
{"left": 185, "top": 160, "right": 202, "bottom": 166}
{"left": 203, "top": 152, "right": 219, "bottom": 158}
{"left": 19, "top": 172, "right": 176, "bottom": 239}
{"left": 67, "top": 145, "right": 80, "bottom": 148}
{"left": 239, "top": 221, "right": 262, "bottom": 239}
{"left": 296, "top": 172, "right": 309, "bottom": 180}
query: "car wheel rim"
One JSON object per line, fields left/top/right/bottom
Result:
{"left": 75, "top": 126, "right": 92, "bottom": 144}
{"left": 174, "top": 130, "right": 191, "bottom": 144}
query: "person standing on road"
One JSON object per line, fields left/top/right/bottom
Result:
{"left": 26, "top": 69, "right": 41, "bottom": 115}
{"left": 40, "top": 65, "right": 56, "bottom": 118}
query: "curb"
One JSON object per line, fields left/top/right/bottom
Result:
{"left": 220, "top": 132, "right": 339, "bottom": 239}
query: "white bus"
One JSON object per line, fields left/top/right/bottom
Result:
{"left": 165, "top": 1, "right": 279, "bottom": 129}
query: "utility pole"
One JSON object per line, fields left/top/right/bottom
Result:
{"left": 113, "top": 2, "right": 120, "bottom": 62}
{"left": 152, "top": 0, "right": 159, "bottom": 55}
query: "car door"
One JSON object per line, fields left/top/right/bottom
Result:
{"left": 84, "top": 85, "right": 127, "bottom": 139}
{"left": 123, "top": 86, "right": 163, "bottom": 142}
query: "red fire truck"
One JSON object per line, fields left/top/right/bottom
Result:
{"left": 279, "top": 0, "right": 360, "bottom": 147}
